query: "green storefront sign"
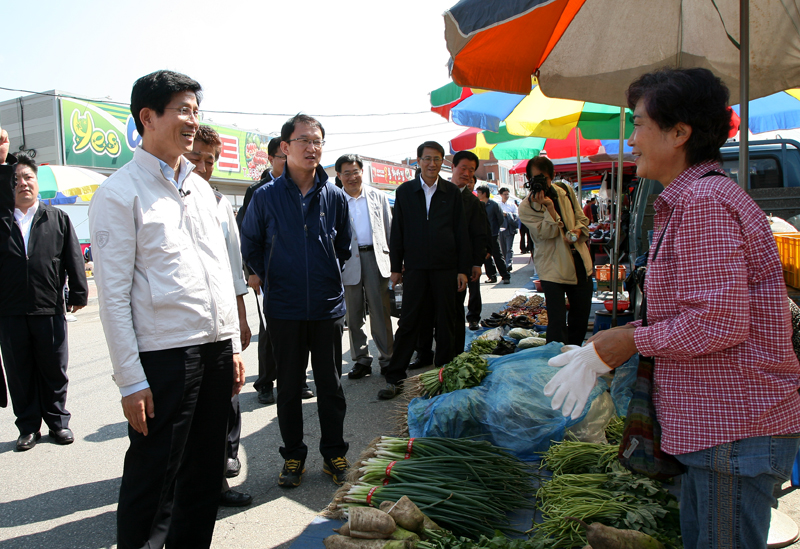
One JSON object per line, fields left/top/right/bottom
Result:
{"left": 60, "top": 98, "right": 272, "bottom": 181}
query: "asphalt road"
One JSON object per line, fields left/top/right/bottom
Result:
{"left": 3, "top": 253, "right": 800, "bottom": 548}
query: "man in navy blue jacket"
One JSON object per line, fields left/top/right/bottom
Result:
{"left": 241, "top": 114, "right": 352, "bottom": 488}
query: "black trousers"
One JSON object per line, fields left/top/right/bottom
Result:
{"left": 267, "top": 316, "right": 347, "bottom": 461}
{"left": 540, "top": 252, "right": 594, "bottom": 346}
{"left": 117, "top": 340, "right": 233, "bottom": 549}
{"left": 484, "top": 235, "right": 509, "bottom": 279}
{"left": 519, "top": 223, "right": 533, "bottom": 253}
{"left": 385, "top": 269, "right": 458, "bottom": 386}
{"left": 0, "top": 314, "right": 70, "bottom": 435}
{"left": 227, "top": 394, "right": 240, "bottom": 460}
{"left": 415, "top": 277, "right": 480, "bottom": 362}
{"left": 252, "top": 290, "right": 277, "bottom": 393}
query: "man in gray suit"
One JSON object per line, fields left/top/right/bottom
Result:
{"left": 337, "top": 154, "right": 394, "bottom": 379}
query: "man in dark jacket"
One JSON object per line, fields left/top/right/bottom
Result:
{"left": 379, "top": 141, "right": 470, "bottom": 400}
{"left": 241, "top": 114, "right": 352, "bottom": 488}
{"left": 477, "top": 186, "right": 510, "bottom": 284}
{"left": 0, "top": 131, "right": 88, "bottom": 452}
{"left": 412, "top": 151, "right": 488, "bottom": 366}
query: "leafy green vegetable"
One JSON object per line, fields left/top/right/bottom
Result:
{"left": 419, "top": 352, "right": 489, "bottom": 397}
{"left": 469, "top": 339, "right": 497, "bottom": 355}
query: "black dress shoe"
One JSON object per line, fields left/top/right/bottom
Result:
{"left": 257, "top": 388, "right": 275, "bottom": 405}
{"left": 16, "top": 432, "right": 41, "bottom": 451}
{"left": 485, "top": 276, "right": 497, "bottom": 283}
{"left": 48, "top": 428, "right": 74, "bottom": 445}
{"left": 348, "top": 363, "right": 372, "bottom": 380}
{"left": 377, "top": 383, "right": 403, "bottom": 400}
{"left": 468, "top": 321, "right": 480, "bottom": 331}
{"left": 226, "top": 457, "right": 241, "bottom": 478}
{"left": 408, "top": 358, "right": 433, "bottom": 370}
{"left": 220, "top": 489, "right": 252, "bottom": 507}
{"left": 301, "top": 387, "right": 314, "bottom": 399}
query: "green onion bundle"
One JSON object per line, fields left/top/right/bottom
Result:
{"left": 343, "top": 437, "right": 535, "bottom": 539}
{"left": 417, "top": 353, "right": 490, "bottom": 397}
{"left": 469, "top": 339, "right": 497, "bottom": 355}
{"left": 539, "top": 440, "right": 619, "bottom": 475}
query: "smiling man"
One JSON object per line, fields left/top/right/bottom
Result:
{"left": 0, "top": 131, "right": 87, "bottom": 452}
{"left": 89, "top": 71, "right": 244, "bottom": 549}
{"left": 241, "top": 114, "right": 352, "bottom": 488}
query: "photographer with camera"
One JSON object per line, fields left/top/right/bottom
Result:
{"left": 518, "top": 157, "right": 593, "bottom": 346}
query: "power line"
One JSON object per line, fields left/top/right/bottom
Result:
{"left": 333, "top": 122, "right": 451, "bottom": 135}
{"left": 324, "top": 128, "right": 462, "bottom": 154}
{"left": 0, "top": 86, "right": 432, "bottom": 118}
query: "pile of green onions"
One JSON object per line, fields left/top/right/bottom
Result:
{"left": 539, "top": 440, "right": 619, "bottom": 475}
{"left": 342, "top": 437, "right": 535, "bottom": 539}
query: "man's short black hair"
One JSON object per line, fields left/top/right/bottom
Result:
{"left": 335, "top": 154, "right": 364, "bottom": 173}
{"left": 15, "top": 152, "right": 37, "bottom": 175}
{"left": 452, "top": 150, "right": 479, "bottom": 169}
{"left": 130, "top": 70, "right": 202, "bottom": 137}
{"left": 626, "top": 67, "right": 731, "bottom": 166}
{"left": 280, "top": 114, "right": 325, "bottom": 142}
{"left": 526, "top": 156, "right": 555, "bottom": 180}
{"left": 267, "top": 137, "right": 282, "bottom": 157}
{"left": 589, "top": 196, "right": 596, "bottom": 202}
{"left": 416, "top": 141, "right": 445, "bottom": 159}
{"left": 475, "top": 185, "right": 491, "bottom": 197}
{"left": 498, "top": 187, "right": 510, "bottom": 194}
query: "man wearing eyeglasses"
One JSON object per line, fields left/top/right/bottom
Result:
{"left": 235, "top": 137, "right": 313, "bottom": 406}
{"left": 89, "top": 70, "right": 244, "bottom": 548}
{"left": 378, "top": 141, "right": 470, "bottom": 400}
{"left": 241, "top": 114, "right": 352, "bottom": 489}
{"left": 336, "top": 154, "right": 394, "bottom": 381}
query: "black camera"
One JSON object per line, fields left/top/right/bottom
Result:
{"left": 525, "top": 173, "right": 548, "bottom": 195}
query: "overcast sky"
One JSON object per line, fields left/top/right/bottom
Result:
{"left": 0, "top": 0, "right": 470, "bottom": 166}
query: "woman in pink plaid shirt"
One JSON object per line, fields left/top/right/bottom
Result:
{"left": 585, "top": 68, "right": 800, "bottom": 548}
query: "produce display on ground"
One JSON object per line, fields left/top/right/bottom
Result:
{"left": 417, "top": 353, "right": 490, "bottom": 397}
{"left": 480, "top": 294, "right": 546, "bottom": 329}
{"left": 328, "top": 437, "right": 535, "bottom": 539}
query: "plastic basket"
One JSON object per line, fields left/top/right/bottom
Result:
{"left": 774, "top": 233, "right": 800, "bottom": 289}
{"left": 595, "top": 264, "right": 626, "bottom": 282}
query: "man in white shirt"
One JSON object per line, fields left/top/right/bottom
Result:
{"left": 336, "top": 154, "right": 394, "bottom": 380}
{"left": 498, "top": 187, "right": 519, "bottom": 272}
{"left": 89, "top": 70, "right": 244, "bottom": 548}
{"left": 184, "top": 125, "right": 252, "bottom": 508}
{"left": 0, "top": 134, "right": 87, "bottom": 452}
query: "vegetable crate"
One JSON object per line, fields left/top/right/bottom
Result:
{"left": 775, "top": 232, "right": 800, "bottom": 288}
{"left": 595, "top": 264, "right": 626, "bottom": 292}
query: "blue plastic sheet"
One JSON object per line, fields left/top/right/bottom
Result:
{"left": 407, "top": 342, "right": 609, "bottom": 461}
{"left": 609, "top": 354, "right": 639, "bottom": 416}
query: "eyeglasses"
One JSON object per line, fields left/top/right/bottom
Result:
{"left": 421, "top": 156, "right": 443, "bottom": 164}
{"left": 288, "top": 137, "right": 325, "bottom": 149}
{"left": 166, "top": 106, "right": 201, "bottom": 120}
{"left": 272, "top": 154, "right": 287, "bottom": 160}
{"left": 341, "top": 169, "right": 362, "bottom": 178}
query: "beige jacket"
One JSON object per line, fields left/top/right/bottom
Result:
{"left": 518, "top": 182, "right": 593, "bottom": 284}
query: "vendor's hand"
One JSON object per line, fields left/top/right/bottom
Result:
{"left": 122, "top": 388, "right": 155, "bottom": 436}
{"left": 247, "top": 274, "right": 261, "bottom": 293}
{"left": 543, "top": 342, "right": 612, "bottom": 419}
{"left": 67, "top": 304, "right": 85, "bottom": 313}
{"left": 390, "top": 272, "right": 402, "bottom": 285}
{"left": 586, "top": 325, "right": 638, "bottom": 369}
{"left": 470, "top": 266, "right": 482, "bottom": 282}
{"left": 456, "top": 273, "right": 468, "bottom": 292}
{"left": 0, "top": 129, "right": 9, "bottom": 165}
{"left": 232, "top": 353, "right": 246, "bottom": 397}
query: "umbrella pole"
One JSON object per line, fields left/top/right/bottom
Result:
{"left": 576, "top": 130, "right": 582, "bottom": 199}
{"left": 738, "top": 0, "right": 749, "bottom": 191}
{"left": 611, "top": 107, "right": 626, "bottom": 326}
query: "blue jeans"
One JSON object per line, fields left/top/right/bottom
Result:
{"left": 675, "top": 434, "right": 800, "bottom": 549}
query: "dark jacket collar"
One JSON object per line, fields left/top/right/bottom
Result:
{"left": 275, "top": 164, "right": 330, "bottom": 196}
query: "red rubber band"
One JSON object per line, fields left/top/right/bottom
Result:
{"left": 438, "top": 367, "right": 445, "bottom": 383}
{"left": 385, "top": 460, "right": 397, "bottom": 478}
{"left": 366, "top": 486, "right": 378, "bottom": 506}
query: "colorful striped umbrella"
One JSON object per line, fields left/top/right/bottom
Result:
{"left": 451, "top": 126, "right": 603, "bottom": 160}
{"left": 36, "top": 165, "right": 105, "bottom": 201}
{"left": 431, "top": 81, "right": 633, "bottom": 140}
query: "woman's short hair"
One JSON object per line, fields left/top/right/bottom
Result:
{"left": 526, "top": 156, "right": 554, "bottom": 180}
{"left": 626, "top": 67, "right": 732, "bottom": 166}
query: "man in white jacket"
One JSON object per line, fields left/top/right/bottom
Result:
{"left": 88, "top": 70, "right": 244, "bottom": 549}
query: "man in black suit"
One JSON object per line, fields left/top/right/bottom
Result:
{"left": 378, "top": 141, "right": 470, "bottom": 400}
{"left": 478, "top": 186, "right": 511, "bottom": 284}
{"left": 411, "top": 151, "right": 488, "bottom": 367}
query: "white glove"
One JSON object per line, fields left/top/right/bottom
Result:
{"left": 543, "top": 342, "right": 611, "bottom": 420}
